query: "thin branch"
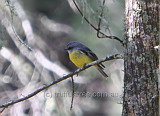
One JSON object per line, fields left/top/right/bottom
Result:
{"left": 0, "top": 54, "right": 123, "bottom": 109}
{"left": 97, "top": 0, "right": 113, "bottom": 41}
{"left": 72, "top": 0, "right": 123, "bottom": 44}
{"left": 0, "top": 108, "right": 5, "bottom": 114}
{"left": 70, "top": 76, "right": 74, "bottom": 110}
{"left": 97, "top": 0, "right": 105, "bottom": 37}
{"left": 6, "top": 0, "right": 32, "bottom": 51}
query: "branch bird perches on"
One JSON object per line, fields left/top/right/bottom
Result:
{"left": 0, "top": 54, "right": 123, "bottom": 109}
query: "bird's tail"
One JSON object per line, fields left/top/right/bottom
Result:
{"left": 96, "top": 64, "right": 108, "bottom": 77}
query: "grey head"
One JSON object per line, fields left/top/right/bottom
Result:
{"left": 64, "top": 41, "right": 91, "bottom": 52}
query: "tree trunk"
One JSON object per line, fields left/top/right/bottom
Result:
{"left": 123, "top": 0, "right": 159, "bottom": 116}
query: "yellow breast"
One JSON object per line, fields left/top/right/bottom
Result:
{"left": 69, "top": 50, "right": 94, "bottom": 68}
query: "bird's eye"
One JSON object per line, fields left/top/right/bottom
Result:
{"left": 68, "top": 47, "right": 72, "bottom": 50}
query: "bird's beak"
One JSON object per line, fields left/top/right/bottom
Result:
{"left": 64, "top": 48, "right": 68, "bottom": 50}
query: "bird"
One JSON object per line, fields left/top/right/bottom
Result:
{"left": 64, "top": 41, "right": 108, "bottom": 77}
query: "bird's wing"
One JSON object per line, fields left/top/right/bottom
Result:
{"left": 78, "top": 47, "right": 105, "bottom": 68}
{"left": 78, "top": 48, "right": 98, "bottom": 60}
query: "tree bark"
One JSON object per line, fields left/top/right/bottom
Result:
{"left": 123, "top": 0, "right": 159, "bottom": 116}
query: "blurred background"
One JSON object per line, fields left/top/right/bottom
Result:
{"left": 0, "top": 0, "right": 124, "bottom": 116}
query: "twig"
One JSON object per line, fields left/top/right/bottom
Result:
{"left": 70, "top": 76, "right": 74, "bottom": 110}
{"left": 72, "top": 0, "right": 123, "bottom": 44}
{"left": 6, "top": 0, "right": 32, "bottom": 51}
{"left": 0, "top": 54, "right": 123, "bottom": 109}
{"left": 0, "top": 108, "right": 5, "bottom": 114}
{"left": 97, "top": 0, "right": 105, "bottom": 37}
{"left": 97, "top": 0, "right": 113, "bottom": 41}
